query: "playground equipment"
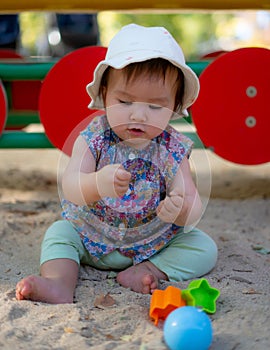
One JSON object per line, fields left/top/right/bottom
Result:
{"left": 39, "top": 46, "right": 107, "bottom": 154}
{"left": 192, "top": 47, "right": 270, "bottom": 165}
{"left": 0, "top": 0, "right": 269, "bottom": 12}
{"left": 0, "top": 1, "right": 270, "bottom": 165}
{"left": 0, "top": 50, "right": 207, "bottom": 150}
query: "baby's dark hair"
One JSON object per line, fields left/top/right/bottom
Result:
{"left": 100, "top": 58, "right": 185, "bottom": 112}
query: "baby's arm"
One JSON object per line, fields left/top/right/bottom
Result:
{"left": 62, "top": 136, "right": 131, "bottom": 205}
{"left": 156, "top": 156, "right": 202, "bottom": 226}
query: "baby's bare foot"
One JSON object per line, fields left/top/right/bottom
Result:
{"left": 117, "top": 261, "right": 168, "bottom": 294}
{"left": 16, "top": 275, "right": 74, "bottom": 304}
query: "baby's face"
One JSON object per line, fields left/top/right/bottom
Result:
{"left": 103, "top": 68, "right": 177, "bottom": 149}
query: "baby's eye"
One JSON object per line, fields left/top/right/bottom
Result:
{"left": 149, "top": 104, "right": 162, "bottom": 110}
{"left": 119, "top": 99, "right": 132, "bottom": 105}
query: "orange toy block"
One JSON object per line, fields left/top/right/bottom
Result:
{"left": 149, "top": 286, "right": 186, "bottom": 326}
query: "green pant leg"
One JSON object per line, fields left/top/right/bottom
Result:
{"left": 40, "top": 219, "right": 133, "bottom": 270}
{"left": 40, "top": 220, "right": 87, "bottom": 266}
{"left": 149, "top": 228, "right": 218, "bottom": 282}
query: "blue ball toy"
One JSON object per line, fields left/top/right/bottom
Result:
{"left": 163, "top": 306, "right": 213, "bottom": 350}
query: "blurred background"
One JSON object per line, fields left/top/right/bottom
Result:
{"left": 0, "top": 11, "right": 270, "bottom": 59}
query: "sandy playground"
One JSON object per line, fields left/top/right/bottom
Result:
{"left": 0, "top": 147, "right": 269, "bottom": 349}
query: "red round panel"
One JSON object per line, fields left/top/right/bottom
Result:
{"left": 191, "top": 47, "right": 270, "bottom": 165}
{"left": 39, "top": 46, "right": 107, "bottom": 154}
{"left": 0, "top": 81, "right": 7, "bottom": 134}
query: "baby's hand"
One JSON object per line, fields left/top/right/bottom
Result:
{"left": 96, "top": 164, "right": 131, "bottom": 198}
{"left": 156, "top": 190, "right": 184, "bottom": 223}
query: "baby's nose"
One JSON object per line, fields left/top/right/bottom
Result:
{"left": 130, "top": 103, "right": 147, "bottom": 122}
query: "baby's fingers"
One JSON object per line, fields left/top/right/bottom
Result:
{"left": 116, "top": 166, "right": 131, "bottom": 181}
{"left": 169, "top": 194, "right": 184, "bottom": 208}
{"left": 113, "top": 166, "right": 130, "bottom": 197}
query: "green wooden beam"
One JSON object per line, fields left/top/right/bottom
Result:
{"left": 6, "top": 111, "right": 40, "bottom": 126}
{"left": 0, "top": 131, "right": 54, "bottom": 148}
{"left": 0, "top": 61, "right": 209, "bottom": 81}
{"left": 0, "top": 62, "right": 55, "bottom": 81}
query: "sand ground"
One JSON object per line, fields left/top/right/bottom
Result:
{"left": 0, "top": 148, "right": 269, "bottom": 349}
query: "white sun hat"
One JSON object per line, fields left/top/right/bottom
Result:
{"left": 86, "top": 23, "right": 200, "bottom": 118}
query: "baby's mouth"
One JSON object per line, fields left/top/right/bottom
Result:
{"left": 127, "top": 126, "right": 145, "bottom": 136}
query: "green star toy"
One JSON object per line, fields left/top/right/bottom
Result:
{"left": 182, "top": 278, "right": 220, "bottom": 314}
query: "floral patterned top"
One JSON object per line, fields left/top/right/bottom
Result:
{"left": 61, "top": 115, "right": 193, "bottom": 264}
